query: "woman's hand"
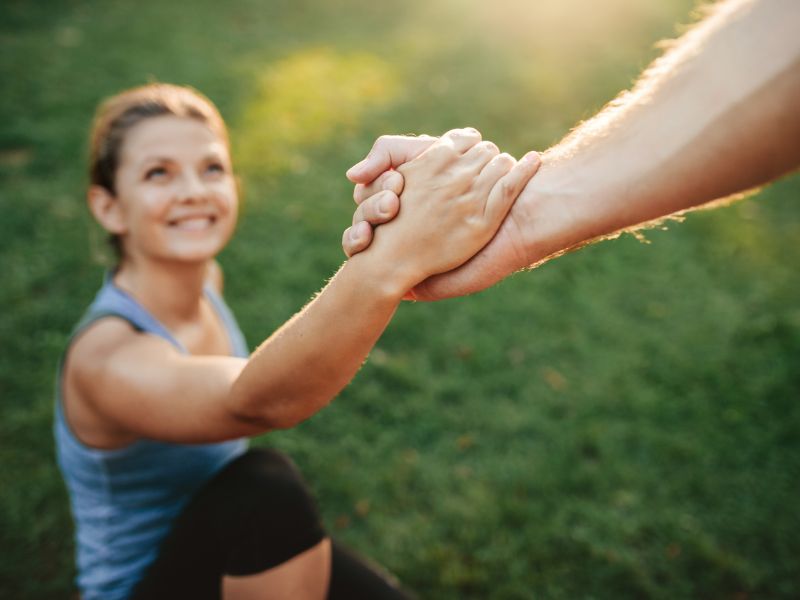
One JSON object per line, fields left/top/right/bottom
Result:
{"left": 342, "top": 169, "right": 404, "bottom": 257}
{"left": 343, "top": 135, "right": 437, "bottom": 258}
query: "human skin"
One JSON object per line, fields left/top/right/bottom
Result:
{"left": 67, "top": 124, "right": 538, "bottom": 450}
{"left": 344, "top": 0, "right": 800, "bottom": 300}
{"left": 67, "top": 121, "right": 534, "bottom": 598}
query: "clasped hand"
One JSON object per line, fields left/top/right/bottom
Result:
{"left": 342, "top": 128, "right": 540, "bottom": 299}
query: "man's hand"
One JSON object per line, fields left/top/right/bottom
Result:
{"left": 408, "top": 183, "right": 543, "bottom": 301}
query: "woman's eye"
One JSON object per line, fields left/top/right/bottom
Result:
{"left": 145, "top": 166, "right": 167, "bottom": 180}
{"left": 206, "top": 163, "right": 225, "bottom": 175}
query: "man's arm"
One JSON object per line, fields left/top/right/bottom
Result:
{"left": 347, "top": 0, "right": 800, "bottom": 300}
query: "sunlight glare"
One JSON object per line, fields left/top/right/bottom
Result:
{"left": 234, "top": 47, "right": 397, "bottom": 177}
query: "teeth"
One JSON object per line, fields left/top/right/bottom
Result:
{"left": 172, "top": 217, "right": 213, "bottom": 231}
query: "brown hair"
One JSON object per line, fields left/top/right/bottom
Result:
{"left": 89, "top": 83, "right": 229, "bottom": 193}
{"left": 87, "top": 83, "right": 230, "bottom": 257}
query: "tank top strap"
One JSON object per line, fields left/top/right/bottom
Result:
{"left": 65, "top": 271, "right": 249, "bottom": 365}
{"left": 74, "top": 272, "right": 187, "bottom": 353}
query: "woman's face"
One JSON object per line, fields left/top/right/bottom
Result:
{"left": 112, "top": 115, "right": 238, "bottom": 265}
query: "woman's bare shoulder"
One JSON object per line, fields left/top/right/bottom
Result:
{"left": 67, "top": 317, "right": 158, "bottom": 376}
{"left": 62, "top": 317, "right": 175, "bottom": 448}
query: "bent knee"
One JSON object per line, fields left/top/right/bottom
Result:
{"left": 233, "top": 449, "right": 314, "bottom": 505}
{"left": 219, "top": 449, "right": 327, "bottom": 574}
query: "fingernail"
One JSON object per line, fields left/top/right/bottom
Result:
{"left": 349, "top": 225, "right": 362, "bottom": 242}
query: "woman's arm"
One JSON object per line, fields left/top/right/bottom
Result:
{"left": 67, "top": 130, "right": 539, "bottom": 445}
{"left": 227, "top": 132, "right": 539, "bottom": 431}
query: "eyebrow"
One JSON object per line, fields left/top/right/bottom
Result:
{"left": 137, "top": 153, "right": 227, "bottom": 167}
{"left": 139, "top": 157, "right": 174, "bottom": 166}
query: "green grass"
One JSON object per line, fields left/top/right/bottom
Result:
{"left": 2, "top": 0, "right": 799, "bottom": 598}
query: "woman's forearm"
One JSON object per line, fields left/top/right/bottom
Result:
{"left": 226, "top": 129, "right": 537, "bottom": 428}
{"left": 227, "top": 253, "right": 408, "bottom": 430}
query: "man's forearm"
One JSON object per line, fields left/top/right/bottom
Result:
{"left": 347, "top": 0, "right": 800, "bottom": 301}
{"left": 518, "top": 0, "right": 800, "bottom": 266}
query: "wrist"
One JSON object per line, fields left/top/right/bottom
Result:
{"left": 515, "top": 149, "right": 626, "bottom": 266}
{"left": 343, "top": 250, "right": 417, "bottom": 305}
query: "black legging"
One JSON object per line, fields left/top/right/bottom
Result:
{"left": 130, "top": 448, "right": 412, "bottom": 600}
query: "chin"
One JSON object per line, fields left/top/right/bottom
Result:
{"left": 164, "top": 240, "right": 227, "bottom": 263}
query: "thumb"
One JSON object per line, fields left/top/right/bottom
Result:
{"left": 346, "top": 135, "right": 437, "bottom": 183}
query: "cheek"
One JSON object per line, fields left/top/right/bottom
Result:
{"left": 219, "top": 183, "right": 239, "bottom": 215}
{"left": 225, "top": 197, "right": 239, "bottom": 233}
{"left": 125, "top": 193, "right": 173, "bottom": 231}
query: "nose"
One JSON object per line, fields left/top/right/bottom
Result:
{"left": 177, "top": 171, "right": 208, "bottom": 203}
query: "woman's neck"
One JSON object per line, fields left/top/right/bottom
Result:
{"left": 113, "top": 258, "right": 211, "bottom": 327}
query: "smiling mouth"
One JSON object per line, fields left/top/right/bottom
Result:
{"left": 168, "top": 216, "right": 217, "bottom": 230}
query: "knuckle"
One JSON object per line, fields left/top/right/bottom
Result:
{"left": 380, "top": 190, "right": 399, "bottom": 214}
{"left": 493, "top": 153, "right": 515, "bottom": 171}
{"left": 342, "top": 228, "right": 353, "bottom": 253}
{"left": 396, "top": 161, "right": 413, "bottom": 176}
{"left": 465, "top": 214, "right": 484, "bottom": 229}
{"left": 500, "top": 177, "right": 516, "bottom": 198}
{"left": 385, "top": 171, "right": 404, "bottom": 192}
{"left": 458, "top": 127, "right": 481, "bottom": 139}
{"left": 361, "top": 198, "right": 378, "bottom": 220}
{"left": 477, "top": 141, "right": 499, "bottom": 155}
{"left": 448, "top": 127, "right": 481, "bottom": 141}
{"left": 429, "top": 143, "right": 455, "bottom": 160}
{"left": 377, "top": 170, "right": 393, "bottom": 185}
{"left": 496, "top": 152, "right": 515, "bottom": 164}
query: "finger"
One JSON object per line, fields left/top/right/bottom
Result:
{"left": 342, "top": 221, "right": 373, "bottom": 258}
{"left": 352, "top": 190, "right": 400, "bottom": 225}
{"left": 353, "top": 170, "right": 404, "bottom": 205}
{"left": 346, "top": 135, "right": 437, "bottom": 183}
{"left": 438, "top": 127, "right": 482, "bottom": 155}
{"left": 412, "top": 246, "right": 511, "bottom": 301}
{"left": 411, "top": 217, "right": 528, "bottom": 301}
{"left": 458, "top": 140, "right": 500, "bottom": 177}
{"left": 483, "top": 151, "right": 541, "bottom": 226}
{"left": 472, "top": 152, "right": 516, "bottom": 196}
{"left": 404, "top": 127, "right": 483, "bottom": 173}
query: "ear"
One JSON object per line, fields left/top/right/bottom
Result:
{"left": 87, "top": 185, "right": 127, "bottom": 235}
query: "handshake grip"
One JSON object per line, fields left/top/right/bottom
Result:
{"left": 343, "top": 129, "right": 541, "bottom": 299}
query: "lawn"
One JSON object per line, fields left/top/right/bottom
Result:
{"left": 1, "top": 0, "right": 799, "bottom": 598}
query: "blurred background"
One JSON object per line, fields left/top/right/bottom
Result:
{"left": 1, "top": 0, "right": 799, "bottom": 598}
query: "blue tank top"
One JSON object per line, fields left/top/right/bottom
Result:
{"left": 54, "top": 275, "right": 248, "bottom": 600}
